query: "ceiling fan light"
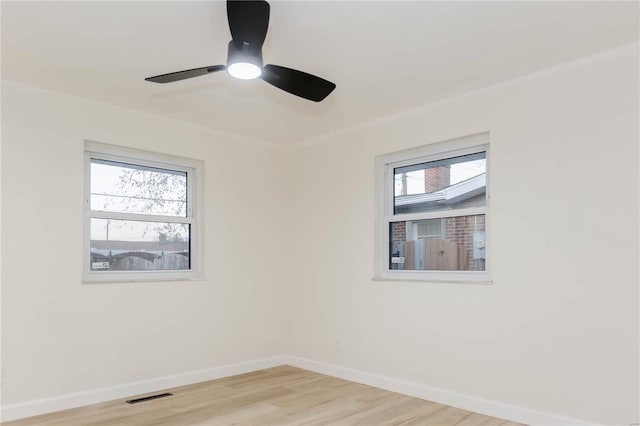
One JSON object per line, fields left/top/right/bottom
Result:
{"left": 226, "top": 40, "right": 263, "bottom": 80}
{"left": 228, "top": 62, "right": 262, "bottom": 80}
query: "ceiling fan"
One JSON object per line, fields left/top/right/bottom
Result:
{"left": 145, "top": 0, "right": 336, "bottom": 102}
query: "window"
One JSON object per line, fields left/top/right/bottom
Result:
{"left": 374, "top": 133, "right": 490, "bottom": 283}
{"left": 414, "top": 219, "right": 443, "bottom": 239}
{"left": 84, "top": 141, "right": 203, "bottom": 282}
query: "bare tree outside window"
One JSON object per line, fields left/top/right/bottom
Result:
{"left": 89, "top": 159, "right": 191, "bottom": 272}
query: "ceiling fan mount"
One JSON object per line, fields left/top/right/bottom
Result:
{"left": 145, "top": 0, "right": 336, "bottom": 102}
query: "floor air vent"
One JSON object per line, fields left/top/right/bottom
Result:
{"left": 126, "top": 392, "right": 173, "bottom": 404}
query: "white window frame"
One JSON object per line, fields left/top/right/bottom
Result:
{"left": 83, "top": 141, "right": 204, "bottom": 283}
{"left": 374, "top": 132, "right": 491, "bottom": 283}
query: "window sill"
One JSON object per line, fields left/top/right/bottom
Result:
{"left": 83, "top": 276, "right": 207, "bottom": 284}
{"left": 372, "top": 275, "right": 492, "bottom": 285}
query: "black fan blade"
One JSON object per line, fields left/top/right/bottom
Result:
{"left": 145, "top": 65, "right": 226, "bottom": 83}
{"left": 261, "top": 64, "right": 336, "bottom": 102}
{"left": 227, "top": 0, "right": 270, "bottom": 51}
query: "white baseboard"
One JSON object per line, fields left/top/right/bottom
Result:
{"left": 0, "top": 355, "right": 288, "bottom": 422}
{"left": 1, "top": 354, "right": 593, "bottom": 425}
{"left": 283, "top": 355, "right": 592, "bottom": 426}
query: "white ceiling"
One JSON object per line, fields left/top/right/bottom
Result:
{"left": 2, "top": 1, "right": 638, "bottom": 145}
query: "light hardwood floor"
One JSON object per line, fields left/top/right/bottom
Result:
{"left": 3, "top": 366, "right": 524, "bottom": 426}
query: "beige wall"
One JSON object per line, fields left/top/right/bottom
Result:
{"left": 285, "top": 44, "right": 639, "bottom": 424}
{"left": 0, "top": 81, "right": 288, "bottom": 404}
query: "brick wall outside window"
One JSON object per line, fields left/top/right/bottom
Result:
{"left": 444, "top": 215, "right": 485, "bottom": 270}
{"left": 424, "top": 165, "right": 451, "bottom": 193}
{"left": 390, "top": 221, "right": 406, "bottom": 243}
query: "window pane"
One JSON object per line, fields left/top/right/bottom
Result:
{"left": 90, "top": 218, "right": 190, "bottom": 271}
{"left": 389, "top": 214, "right": 486, "bottom": 271}
{"left": 91, "top": 159, "right": 187, "bottom": 217}
{"left": 416, "top": 219, "right": 442, "bottom": 238}
{"left": 394, "top": 152, "right": 486, "bottom": 214}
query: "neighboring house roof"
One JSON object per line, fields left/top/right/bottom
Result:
{"left": 395, "top": 173, "right": 486, "bottom": 209}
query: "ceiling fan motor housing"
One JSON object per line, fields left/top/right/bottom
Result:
{"left": 227, "top": 40, "right": 263, "bottom": 69}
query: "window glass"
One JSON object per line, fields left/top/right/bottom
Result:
{"left": 389, "top": 215, "right": 486, "bottom": 272}
{"left": 90, "top": 218, "right": 190, "bottom": 271}
{"left": 90, "top": 159, "right": 187, "bottom": 217}
{"left": 394, "top": 152, "right": 486, "bottom": 214}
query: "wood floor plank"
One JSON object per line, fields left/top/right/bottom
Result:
{"left": 400, "top": 405, "right": 475, "bottom": 426}
{"left": 2, "top": 366, "right": 525, "bottom": 426}
{"left": 456, "top": 412, "right": 511, "bottom": 425}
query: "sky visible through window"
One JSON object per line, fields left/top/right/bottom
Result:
{"left": 90, "top": 161, "right": 187, "bottom": 242}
